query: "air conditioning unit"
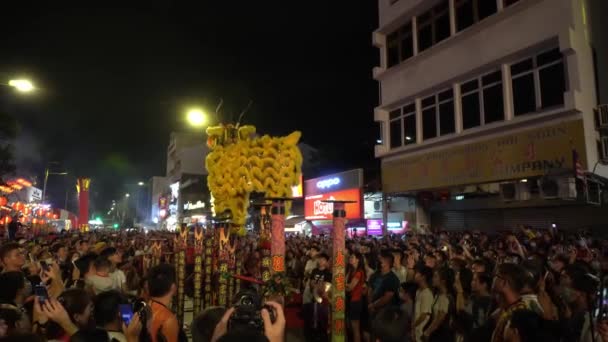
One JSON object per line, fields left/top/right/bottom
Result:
{"left": 595, "top": 104, "right": 608, "bottom": 130}
{"left": 373, "top": 201, "right": 382, "bottom": 212}
{"left": 539, "top": 177, "right": 577, "bottom": 200}
{"left": 500, "top": 182, "right": 530, "bottom": 201}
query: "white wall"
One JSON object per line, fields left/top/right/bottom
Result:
{"left": 178, "top": 144, "right": 208, "bottom": 176}
{"left": 377, "top": 1, "right": 573, "bottom": 106}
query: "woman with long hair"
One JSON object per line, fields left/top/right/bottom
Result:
{"left": 347, "top": 252, "right": 366, "bottom": 342}
{"left": 423, "top": 267, "right": 455, "bottom": 342}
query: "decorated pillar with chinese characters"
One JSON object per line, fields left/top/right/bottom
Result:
{"left": 76, "top": 178, "right": 90, "bottom": 232}
{"left": 258, "top": 204, "right": 272, "bottom": 287}
{"left": 270, "top": 198, "right": 289, "bottom": 276}
{"left": 151, "top": 240, "right": 162, "bottom": 268}
{"left": 326, "top": 200, "right": 352, "bottom": 342}
{"left": 175, "top": 225, "right": 188, "bottom": 324}
{"left": 203, "top": 230, "right": 213, "bottom": 308}
{"left": 193, "top": 226, "right": 204, "bottom": 316}
{"left": 217, "top": 223, "right": 231, "bottom": 307}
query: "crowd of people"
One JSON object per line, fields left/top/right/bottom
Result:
{"left": 0, "top": 229, "right": 285, "bottom": 342}
{"left": 286, "top": 227, "right": 608, "bottom": 342}
{"left": 1, "top": 225, "right": 608, "bottom": 342}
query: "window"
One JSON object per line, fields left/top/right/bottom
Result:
{"left": 461, "top": 79, "right": 481, "bottom": 129}
{"left": 439, "top": 89, "right": 455, "bottom": 136}
{"left": 511, "top": 47, "right": 566, "bottom": 116}
{"left": 403, "top": 104, "right": 417, "bottom": 144}
{"left": 455, "top": 0, "right": 498, "bottom": 32}
{"left": 482, "top": 71, "right": 504, "bottom": 124}
{"left": 422, "top": 96, "right": 437, "bottom": 140}
{"left": 388, "top": 103, "right": 417, "bottom": 149}
{"left": 417, "top": 0, "right": 451, "bottom": 52}
{"left": 461, "top": 70, "right": 504, "bottom": 130}
{"left": 387, "top": 22, "right": 413, "bottom": 67}
{"left": 422, "top": 89, "right": 455, "bottom": 140}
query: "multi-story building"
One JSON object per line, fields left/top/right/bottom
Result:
{"left": 166, "top": 132, "right": 208, "bottom": 182}
{"left": 149, "top": 132, "right": 210, "bottom": 230}
{"left": 374, "top": 0, "right": 608, "bottom": 231}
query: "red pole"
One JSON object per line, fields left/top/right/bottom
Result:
{"left": 76, "top": 178, "right": 90, "bottom": 231}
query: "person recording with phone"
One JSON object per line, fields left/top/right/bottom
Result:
{"left": 93, "top": 290, "right": 129, "bottom": 342}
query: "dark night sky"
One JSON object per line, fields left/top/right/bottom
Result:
{"left": 0, "top": 3, "right": 379, "bottom": 214}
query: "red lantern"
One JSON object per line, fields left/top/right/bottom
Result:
{"left": 53, "top": 214, "right": 58, "bottom": 219}
{"left": 32, "top": 218, "right": 37, "bottom": 224}
{"left": 37, "top": 209, "right": 44, "bottom": 217}
{"left": 18, "top": 203, "right": 25, "bottom": 211}
{"left": 0, "top": 197, "right": 7, "bottom": 207}
{"left": 23, "top": 208, "right": 30, "bottom": 215}
{"left": 39, "top": 219, "right": 45, "bottom": 224}
{"left": 46, "top": 212, "right": 52, "bottom": 218}
{"left": 4, "top": 216, "right": 11, "bottom": 224}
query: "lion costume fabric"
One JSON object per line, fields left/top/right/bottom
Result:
{"left": 205, "top": 124, "right": 302, "bottom": 234}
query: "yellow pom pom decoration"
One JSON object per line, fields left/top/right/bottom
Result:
{"left": 205, "top": 124, "right": 302, "bottom": 234}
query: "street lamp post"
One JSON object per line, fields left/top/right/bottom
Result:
{"left": 42, "top": 162, "right": 68, "bottom": 204}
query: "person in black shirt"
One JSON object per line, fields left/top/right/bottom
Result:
{"left": 368, "top": 251, "right": 400, "bottom": 315}
{"left": 303, "top": 252, "right": 331, "bottom": 342}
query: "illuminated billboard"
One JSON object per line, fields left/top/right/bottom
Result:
{"left": 304, "top": 188, "right": 362, "bottom": 220}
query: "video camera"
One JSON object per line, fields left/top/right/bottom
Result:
{"left": 228, "top": 288, "right": 276, "bottom": 334}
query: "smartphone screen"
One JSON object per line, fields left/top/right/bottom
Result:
{"left": 119, "top": 304, "right": 134, "bottom": 325}
{"left": 35, "top": 285, "right": 48, "bottom": 304}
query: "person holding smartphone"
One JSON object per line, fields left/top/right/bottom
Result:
{"left": 93, "top": 290, "right": 130, "bottom": 342}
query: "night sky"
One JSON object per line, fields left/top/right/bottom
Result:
{"left": 0, "top": 3, "right": 379, "bottom": 215}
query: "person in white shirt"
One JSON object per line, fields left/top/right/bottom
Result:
{"left": 412, "top": 265, "right": 434, "bottom": 342}
{"left": 100, "top": 247, "right": 126, "bottom": 292}
{"left": 303, "top": 246, "right": 320, "bottom": 304}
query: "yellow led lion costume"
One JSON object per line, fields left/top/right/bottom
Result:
{"left": 205, "top": 124, "right": 302, "bottom": 234}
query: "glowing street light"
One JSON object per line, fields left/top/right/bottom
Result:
{"left": 138, "top": 181, "right": 145, "bottom": 186}
{"left": 125, "top": 193, "right": 130, "bottom": 198}
{"left": 8, "top": 79, "right": 34, "bottom": 92}
{"left": 187, "top": 108, "right": 207, "bottom": 127}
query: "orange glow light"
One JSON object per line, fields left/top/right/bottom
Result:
{"left": 16, "top": 179, "right": 32, "bottom": 187}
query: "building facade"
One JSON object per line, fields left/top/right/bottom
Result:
{"left": 374, "top": 0, "right": 608, "bottom": 231}
{"left": 153, "top": 132, "right": 210, "bottom": 230}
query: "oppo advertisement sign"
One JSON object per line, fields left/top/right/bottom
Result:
{"left": 304, "top": 169, "right": 363, "bottom": 221}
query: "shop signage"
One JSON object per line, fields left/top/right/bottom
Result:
{"left": 305, "top": 169, "right": 363, "bottom": 195}
{"left": 366, "top": 219, "right": 383, "bottom": 236}
{"left": 316, "top": 177, "right": 340, "bottom": 189}
{"left": 184, "top": 200, "right": 205, "bottom": 211}
{"left": 27, "top": 187, "right": 42, "bottom": 202}
{"left": 382, "top": 120, "right": 586, "bottom": 192}
{"left": 304, "top": 188, "right": 362, "bottom": 220}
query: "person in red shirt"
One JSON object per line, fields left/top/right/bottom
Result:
{"left": 347, "top": 252, "right": 366, "bottom": 342}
